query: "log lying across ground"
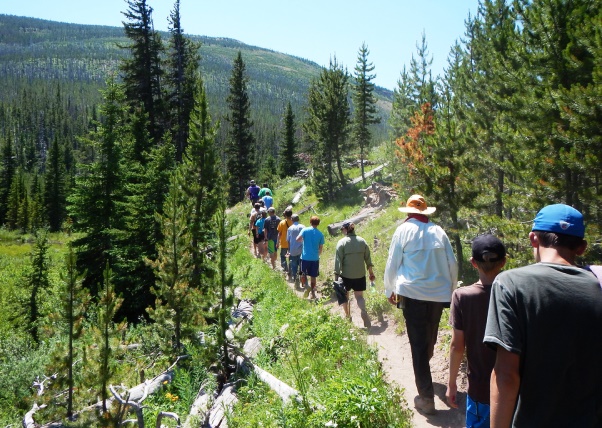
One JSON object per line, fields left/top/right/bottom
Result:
{"left": 292, "top": 185, "right": 307, "bottom": 205}
{"left": 327, "top": 208, "right": 378, "bottom": 236}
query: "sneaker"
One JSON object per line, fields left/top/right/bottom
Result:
{"left": 303, "top": 287, "right": 310, "bottom": 298}
{"left": 360, "top": 312, "right": 371, "bottom": 329}
{"left": 294, "top": 277, "right": 300, "bottom": 288}
{"left": 414, "top": 395, "right": 436, "bottom": 415}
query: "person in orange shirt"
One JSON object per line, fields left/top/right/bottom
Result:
{"left": 277, "top": 207, "right": 294, "bottom": 280}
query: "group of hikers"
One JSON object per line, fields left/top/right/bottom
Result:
{"left": 246, "top": 180, "right": 602, "bottom": 427}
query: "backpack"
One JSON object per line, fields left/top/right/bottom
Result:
{"left": 269, "top": 216, "right": 279, "bottom": 231}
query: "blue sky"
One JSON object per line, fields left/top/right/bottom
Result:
{"left": 2, "top": 0, "right": 479, "bottom": 90}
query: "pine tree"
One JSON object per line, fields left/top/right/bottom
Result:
{"left": 69, "top": 77, "right": 126, "bottom": 299}
{"left": 165, "top": 0, "right": 201, "bottom": 162}
{"left": 120, "top": 0, "right": 165, "bottom": 146}
{"left": 225, "top": 51, "right": 256, "bottom": 205}
{"left": 409, "top": 32, "right": 439, "bottom": 110}
{"left": 146, "top": 169, "right": 203, "bottom": 352}
{"left": 93, "top": 262, "right": 124, "bottom": 417}
{"left": 352, "top": 43, "right": 381, "bottom": 182}
{"left": 26, "top": 230, "right": 50, "bottom": 343}
{"left": 513, "top": 0, "right": 602, "bottom": 217}
{"left": 303, "top": 57, "right": 351, "bottom": 201}
{"left": 182, "top": 76, "right": 220, "bottom": 291}
{"left": 46, "top": 248, "right": 89, "bottom": 419}
{"left": 0, "top": 134, "right": 16, "bottom": 224}
{"left": 44, "top": 135, "right": 66, "bottom": 232}
{"left": 278, "top": 102, "right": 299, "bottom": 178}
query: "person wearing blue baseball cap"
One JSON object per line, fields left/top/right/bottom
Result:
{"left": 484, "top": 204, "right": 602, "bottom": 427}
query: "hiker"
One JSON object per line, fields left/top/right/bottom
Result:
{"left": 334, "top": 222, "right": 375, "bottom": 328}
{"left": 258, "top": 183, "right": 272, "bottom": 199}
{"left": 484, "top": 204, "right": 602, "bottom": 427}
{"left": 384, "top": 194, "right": 458, "bottom": 415}
{"left": 263, "top": 207, "right": 281, "bottom": 269}
{"left": 287, "top": 214, "right": 304, "bottom": 287}
{"left": 262, "top": 190, "right": 274, "bottom": 210}
{"left": 254, "top": 208, "right": 268, "bottom": 260}
{"left": 296, "top": 215, "right": 325, "bottom": 299}
{"left": 246, "top": 180, "right": 260, "bottom": 206}
{"left": 249, "top": 202, "right": 261, "bottom": 257}
{"left": 446, "top": 234, "right": 506, "bottom": 427}
{"left": 277, "top": 207, "right": 294, "bottom": 278}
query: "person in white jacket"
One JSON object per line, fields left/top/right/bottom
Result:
{"left": 384, "top": 194, "right": 458, "bottom": 415}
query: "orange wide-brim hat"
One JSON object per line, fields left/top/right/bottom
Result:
{"left": 398, "top": 194, "right": 436, "bottom": 215}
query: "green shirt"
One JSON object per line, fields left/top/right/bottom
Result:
{"left": 258, "top": 187, "right": 272, "bottom": 198}
{"left": 334, "top": 232, "right": 373, "bottom": 279}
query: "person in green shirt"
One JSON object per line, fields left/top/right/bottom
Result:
{"left": 334, "top": 222, "right": 375, "bottom": 328}
{"left": 258, "top": 183, "right": 272, "bottom": 199}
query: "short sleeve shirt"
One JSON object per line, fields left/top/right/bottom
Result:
{"left": 484, "top": 263, "right": 602, "bottom": 427}
{"left": 287, "top": 223, "right": 304, "bottom": 257}
{"left": 278, "top": 218, "right": 293, "bottom": 248}
{"left": 263, "top": 215, "right": 281, "bottom": 241}
{"left": 450, "top": 282, "right": 495, "bottom": 404}
{"left": 299, "top": 226, "right": 324, "bottom": 261}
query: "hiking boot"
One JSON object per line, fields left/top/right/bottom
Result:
{"left": 360, "top": 312, "right": 371, "bottom": 329}
{"left": 414, "top": 395, "right": 436, "bottom": 415}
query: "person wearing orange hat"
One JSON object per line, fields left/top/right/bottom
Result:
{"left": 384, "top": 194, "right": 458, "bottom": 415}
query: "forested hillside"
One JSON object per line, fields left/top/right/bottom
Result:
{"left": 0, "top": 14, "right": 392, "bottom": 156}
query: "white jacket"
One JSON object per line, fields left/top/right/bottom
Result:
{"left": 384, "top": 218, "right": 458, "bottom": 302}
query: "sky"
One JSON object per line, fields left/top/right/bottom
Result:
{"left": 1, "top": 0, "right": 479, "bottom": 90}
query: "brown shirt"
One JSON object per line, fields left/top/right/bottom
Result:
{"left": 450, "top": 282, "right": 496, "bottom": 404}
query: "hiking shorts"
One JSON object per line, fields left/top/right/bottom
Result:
{"left": 253, "top": 231, "right": 262, "bottom": 244}
{"left": 267, "top": 239, "right": 278, "bottom": 254}
{"left": 342, "top": 276, "right": 366, "bottom": 292}
{"left": 301, "top": 259, "right": 319, "bottom": 278}
{"left": 466, "top": 395, "right": 490, "bottom": 428}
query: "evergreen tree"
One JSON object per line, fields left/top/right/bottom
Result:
{"left": 225, "top": 51, "right": 256, "bottom": 204}
{"left": 409, "top": 33, "right": 439, "bottom": 110}
{"left": 303, "top": 57, "right": 350, "bottom": 201}
{"left": 44, "top": 135, "right": 66, "bottom": 232}
{"left": 29, "top": 172, "right": 45, "bottom": 232}
{"left": 0, "top": 134, "right": 16, "bottom": 224}
{"left": 92, "top": 263, "right": 124, "bottom": 416}
{"left": 352, "top": 43, "right": 381, "bottom": 182}
{"left": 26, "top": 230, "right": 50, "bottom": 343}
{"left": 46, "top": 248, "right": 89, "bottom": 419}
{"left": 278, "top": 102, "right": 299, "bottom": 178}
{"left": 514, "top": 0, "right": 602, "bottom": 217}
{"left": 390, "top": 67, "right": 415, "bottom": 140}
{"left": 146, "top": 169, "right": 203, "bottom": 352}
{"left": 120, "top": 0, "right": 165, "bottom": 146}
{"left": 182, "top": 76, "right": 220, "bottom": 291}
{"left": 6, "top": 168, "right": 24, "bottom": 230}
{"left": 69, "top": 77, "right": 126, "bottom": 299}
{"left": 165, "top": 0, "right": 201, "bottom": 162}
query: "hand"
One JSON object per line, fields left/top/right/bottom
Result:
{"left": 446, "top": 384, "right": 458, "bottom": 408}
{"left": 388, "top": 294, "right": 398, "bottom": 305}
{"left": 369, "top": 273, "right": 376, "bottom": 281}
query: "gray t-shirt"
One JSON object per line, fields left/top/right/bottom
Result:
{"left": 263, "top": 215, "right": 281, "bottom": 241}
{"left": 484, "top": 263, "right": 602, "bottom": 427}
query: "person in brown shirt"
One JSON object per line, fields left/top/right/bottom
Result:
{"left": 446, "top": 234, "right": 506, "bottom": 428}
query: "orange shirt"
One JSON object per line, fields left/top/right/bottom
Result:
{"left": 277, "top": 218, "right": 293, "bottom": 248}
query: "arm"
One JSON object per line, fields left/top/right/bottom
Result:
{"left": 490, "top": 346, "right": 520, "bottom": 428}
{"left": 384, "top": 227, "right": 404, "bottom": 298}
{"left": 296, "top": 231, "right": 303, "bottom": 242}
{"left": 364, "top": 242, "right": 375, "bottom": 281}
{"left": 318, "top": 244, "right": 323, "bottom": 255}
{"left": 446, "top": 328, "right": 465, "bottom": 408}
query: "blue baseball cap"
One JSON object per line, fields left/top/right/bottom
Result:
{"left": 532, "top": 204, "right": 585, "bottom": 238}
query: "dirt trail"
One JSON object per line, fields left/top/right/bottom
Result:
{"left": 281, "top": 266, "right": 468, "bottom": 427}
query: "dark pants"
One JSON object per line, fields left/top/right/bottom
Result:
{"left": 402, "top": 297, "right": 445, "bottom": 399}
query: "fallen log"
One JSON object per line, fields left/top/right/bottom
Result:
{"left": 182, "top": 385, "right": 212, "bottom": 428}
{"left": 206, "top": 382, "right": 238, "bottom": 428}
{"left": 326, "top": 208, "right": 378, "bottom": 236}
{"left": 291, "top": 185, "right": 306, "bottom": 205}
